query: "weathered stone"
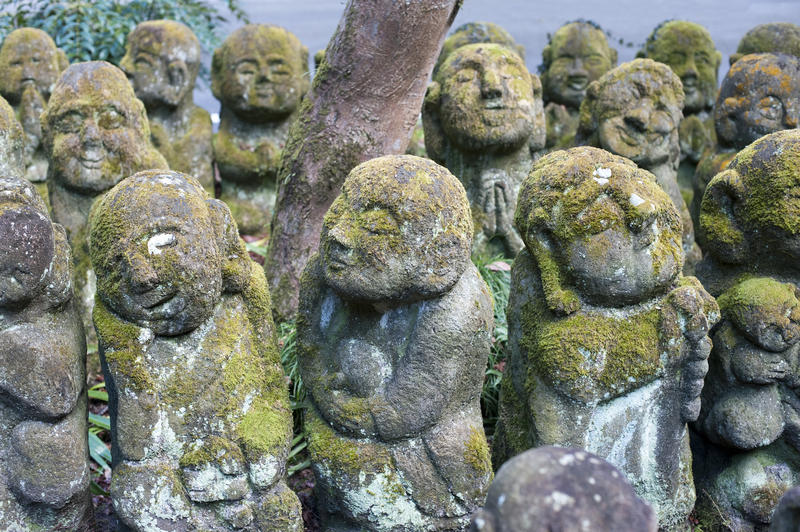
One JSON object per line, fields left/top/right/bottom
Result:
{"left": 423, "top": 43, "right": 544, "bottom": 258}
{"left": 89, "top": 170, "right": 301, "bottom": 531}
{"left": 0, "top": 28, "right": 68, "bottom": 201}
{"left": 771, "top": 486, "right": 800, "bottom": 532}
{"left": 42, "top": 60, "right": 167, "bottom": 348}
{"left": 493, "top": 147, "right": 719, "bottom": 529}
{"left": 576, "top": 58, "right": 701, "bottom": 270}
{"left": 298, "top": 155, "right": 493, "bottom": 531}
{"left": 692, "top": 53, "right": 800, "bottom": 232}
{"left": 731, "top": 22, "right": 800, "bottom": 65}
{"left": 540, "top": 20, "right": 617, "bottom": 150}
{"left": 121, "top": 20, "right": 213, "bottom": 193}
{"left": 0, "top": 173, "right": 90, "bottom": 529}
{"left": 694, "top": 129, "right": 800, "bottom": 530}
{"left": 212, "top": 24, "right": 309, "bottom": 236}
{"left": 470, "top": 446, "right": 657, "bottom": 532}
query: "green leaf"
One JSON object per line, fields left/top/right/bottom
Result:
{"left": 90, "top": 480, "right": 109, "bottom": 496}
{"left": 88, "top": 431, "right": 112, "bottom": 471}
{"left": 89, "top": 412, "right": 110, "bottom": 430}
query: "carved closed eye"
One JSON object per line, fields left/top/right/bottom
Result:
{"left": 55, "top": 110, "right": 83, "bottom": 133}
{"left": 98, "top": 107, "right": 125, "bottom": 129}
{"left": 147, "top": 232, "right": 176, "bottom": 255}
{"left": 758, "top": 96, "right": 783, "bottom": 121}
{"left": 455, "top": 68, "right": 476, "bottom": 83}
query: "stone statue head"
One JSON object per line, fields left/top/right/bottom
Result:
{"left": 41, "top": 61, "right": 165, "bottom": 194}
{"left": 434, "top": 21, "right": 525, "bottom": 77}
{"left": 700, "top": 129, "right": 800, "bottom": 267}
{"left": 730, "top": 22, "right": 800, "bottom": 66}
{"left": 515, "top": 146, "right": 683, "bottom": 312}
{"left": 540, "top": 20, "right": 617, "bottom": 109}
{"left": 89, "top": 170, "right": 251, "bottom": 336}
{"left": 714, "top": 53, "right": 800, "bottom": 149}
{"left": 0, "top": 28, "right": 68, "bottom": 105}
{"left": 639, "top": 20, "right": 720, "bottom": 114}
{"left": 423, "top": 43, "right": 543, "bottom": 158}
{"left": 320, "top": 155, "right": 472, "bottom": 304}
{"left": 0, "top": 93, "right": 25, "bottom": 177}
{"left": 470, "top": 447, "right": 657, "bottom": 532}
{"left": 576, "top": 58, "right": 684, "bottom": 169}
{"left": 120, "top": 20, "right": 202, "bottom": 110}
{"left": 211, "top": 24, "right": 309, "bottom": 123}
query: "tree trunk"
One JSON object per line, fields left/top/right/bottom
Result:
{"left": 265, "top": 0, "right": 461, "bottom": 322}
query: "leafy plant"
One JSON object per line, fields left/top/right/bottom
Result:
{"left": 87, "top": 381, "right": 111, "bottom": 496}
{"left": 278, "top": 320, "right": 311, "bottom": 476}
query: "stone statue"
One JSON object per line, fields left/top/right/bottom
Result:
{"left": 730, "top": 22, "right": 800, "bottom": 65}
{"left": 693, "top": 129, "right": 800, "bottom": 530}
{"left": 41, "top": 60, "right": 167, "bottom": 345}
{"left": 212, "top": 24, "right": 309, "bottom": 236}
{"left": 0, "top": 27, "right": 68, "bottom": 201}
{"left": 0, "top": 169, "right": 90, "bottom": 528}
{"left": 692, "top": 53, "right": 800, "bottom": 231}
{"left": 89, "top": 170, "right": 302, "bottom": 531}
{"left": 120, "top": 20, "right": 213, "bottom": 193}
{"left": 298, "top": 155, "right": 493, "bottom": 531}
{"left": 772, "top": 486, "right": 800, "bottom": 532}
{"left": 575, "top": 58, "right": 701, "bottom": 270}
{"left": 470, "top": 447, "right": 658, "bottom": 532}
{"left": 423, "top": 42, "right": 545, "bottom": 258}
{"left": 540, "top": 20, "right": 617, "bottom": 150}
{"left": 639, "top": 20, "right": 721, "bottom": 194}
{"left": 493, "top": 147, "right": 719, "bottom": 529}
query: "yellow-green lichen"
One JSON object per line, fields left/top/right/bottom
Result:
{"left": 463, "top": 426, "right": 492, "bottom": 475}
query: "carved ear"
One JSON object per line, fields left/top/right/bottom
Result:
{"left": 529, "top": 72, "right": 547, "bottom": 151}
{"left": 206, "top": 198, "right": 250, "bottom": 293}
{"left": 421, "top": 81, "right": 446, "bottom": 164}
{"left": 56, "top": 48, "right": 69, "bottom": 72}
{"left": 528, "top": 230, "right": 581, "bottom": 316}
{"left": 699, "top": 169, "right": 748, "bottom": 263}
{"left": 609, "top": 46, "right": 618, "bottom": 67}
{"left": 211, "top": 48, "right": 224, "bottom": 100}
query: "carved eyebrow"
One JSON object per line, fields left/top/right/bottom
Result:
{"left": 233, "top": 58, "right": 258, "bottom": 68}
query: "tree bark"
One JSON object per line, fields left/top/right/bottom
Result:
{"left": 265, "top": 0, "right": 461, "bottom": 322}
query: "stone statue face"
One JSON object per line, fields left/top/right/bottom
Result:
{"left": 0, "top": 28, "right": 64, "bottom": 104}
{"left": 43, "top": 62, "right": 155, "bottom": 194}
{"left": 644, "top": 21, "right": 719, "bottom": 114}
{"left": 543, "top": 23, "right": 615, "bottom": 108}
{"left": 437, "top": 43, "right": 534, "bottom": 152}
{"left": 120, "top": 20, "right": 201, "bottom": 110}
{"left": 320, "top": 156, "right": 471, "bottom": 303}
{"left": 212, "top": 25, "right": 307, "bottom": 122}
{"left": 715, "top": 53, "right": 800, "bottom": 148}
{"left": 90, "top": 172, "right": 222, "bottom": 336}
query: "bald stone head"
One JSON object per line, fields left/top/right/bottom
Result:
{"left": 730, "top": 22, "right": 800, "bottom": 65}
{"left": 434, "top": 22, "right": 525, "bottom": 76}
{"left": 0, "top": 28, "right": 67, "bottom": 105}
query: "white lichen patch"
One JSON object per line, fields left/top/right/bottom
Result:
{"left": 147, "top": 232, "right": 175, "bottom": 255}
{"left": 546, "top": 490, "right": 575, "bottom": 512}
{"left": 629, "top": 193, "right": 645, "bottom": 207}
{"left": 249, "top": 455, "right": 279, "bottom": 488}
{"left": 593, "top": 167, "right": 612, "bottom": 179}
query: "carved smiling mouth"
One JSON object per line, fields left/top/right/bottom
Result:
{"left": 567, "top": 76, "right": 588, "bottom": 91}
{"left": 484, "top": 99, "right": 506, "bottom": 110}
{"left": 79, "top": 149, "right": 104, "bottom": 169}
{"left": 616, "top": 125, "right": 642, "bottom": 147}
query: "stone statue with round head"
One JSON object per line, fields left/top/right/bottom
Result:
{"left": 730, "top": 22, "right": 800, "bottom": 65}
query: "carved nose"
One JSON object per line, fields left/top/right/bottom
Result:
{"left": 81, "top": 120, "right": 101, "bottom": 146}
{"left": 126, "top": 251, "right": 158, "bottom": 292}
{"left": 481, "top": 70, "right": 503, "bottom": 99}
{"left": 624, "top": 106, "right": 650, "bottom": 131}
{"left": 167, "top": 60, "right": 187, "bottom": 88}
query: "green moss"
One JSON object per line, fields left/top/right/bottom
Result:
{"left": 93, "top": 298, "right": 154, "bottom": 392}
{"left": 463, "top": 426, "right": 492, "bottom": 475}
{"left": 306, "top": 411, "right": 364, "bottom": 477}
{"left": 178, "top": 435, "right": 244, "bottom": 468}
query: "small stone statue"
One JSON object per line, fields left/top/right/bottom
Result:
{"left": 575, "top": 58, "right": 701, "bottom": 269}
{"left": 298, "top": 155, "right": 493, "bottom": 531}
{"left": 41, "top": 60, "right": 167, "bottom": 343}
{"left": 692, "top": 53, "right": 800, "bottom": 230}
{"left": 212, "top": 24, "right": 309, "bottom": 236}
{"left": 693, "top": 129, "right": 800, "bottom": 530}
{"left": 470, "top": 447, "right": 658, "bottom": 532}
{"left": 120, "top": 20, "right": 214, "bottom": 193}
{"left": 493, "top": 147, "right": 719, "bottom": 529}
{"left": 540, "top": 20, "right": 617, "bottom": 150}
{"left": 423, "top": 43, "right": 545, "bottom": 258}
{"left": 730, "top": 22, "right": 800, "bottom": 65}
{"left": 639, "top": 20, "right": 721, "bottom": 191}
{"left": 89, "top": 170, "right": 302, "bottom": 531}
{"left": 0, "top": 165, "right": 90, "bottom": 526}
{"left": 0, "top": 27, "right": 68, "bottom": 200}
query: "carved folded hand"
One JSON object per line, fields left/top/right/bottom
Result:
{"left": 179, "top": 436, "right": 250, "bottom": 502}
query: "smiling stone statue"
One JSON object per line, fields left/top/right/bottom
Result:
{"left": 212, "top": 24, "right": 309, "bottom": 236}
{"left": 89, "top": 170, "right": 301, "bottom": 531}
{"left": 121, "top": 20, "right": 213, "bottom": 193}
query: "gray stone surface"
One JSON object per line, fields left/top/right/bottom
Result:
{"left": 771, "top": 486, "right": 800, "bottom": 532}
{"left": 298, "top": 155, "right": 493, "bottom": 531}
{"left": 89, "top": 170, "right": 301, "bottom": 531}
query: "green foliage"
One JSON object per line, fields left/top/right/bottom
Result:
{"left": 279, "top": 320, "right": 311, "bottom": 476}
{"left": 87, "top": 381, "right": 111, "bottom": 496}
{"left": 0, "top": 0, "right": 249, "bottom": 81}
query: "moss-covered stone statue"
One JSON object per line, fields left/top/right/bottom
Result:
{"left": 493, "top": 147, "right": 719, "bottom": 529}
{"left": 693, "top": 129, "right": 800, "bottom": 530}
{"left": 423, "top": 42, "right": 544, "bottom": 258}
{"left": 639, "top": 20, "right": 721, "bottom": 193}
{"left": 0, "top": 27, "right": 68, "bottom": 201}
{"left": 120, "top": 20, "right": 213, "bottom": 193}
{"left": 0, "top": 171, "right": 90, "bottom": 529}
{"left": 730, "top": 22, "right": 800, "bottom": 65}
{"left": 212, "top": 24, "right": 309, "bottom": 236}
{"left": 470, "top": 447, "right": 658, "bottom": 532}
{"left": 41, "top": 60, "right": 167, "bottom": 346}
{"left": 298, "top": 155, "right": 493, "bottom": 531}
{"left": 540, "top": 20, "right": 617, "bottom": 150}
{"left": 692, "top": 53, "right": 800, "bottom": 231}
{"left": 89, "top": 170, "right": 301, "bottom": 531}
{"left": 576, "top": 58, "right": 701, "bottom": 270}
